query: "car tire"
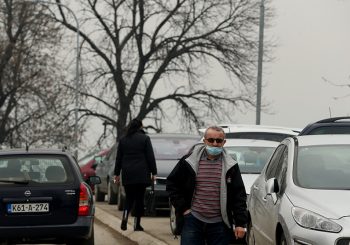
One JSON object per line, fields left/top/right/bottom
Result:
{"left": 107, "top": 181, "right": 118, "bottom": 205}
{"left": 169, "top": 203, "right": 177, "bottom": 235}
{"left": 94, "top": 185, "right": 105, "bottom": 202}
{"left": 117, "top": 185, "right": 125, "bottom": 211}
{"left": 67, "top": 226, "right": 94, "bottom": 245}
{"left": 279, "top": 231, "right": 287, "bottom": 245}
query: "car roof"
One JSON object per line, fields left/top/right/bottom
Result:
{"left": 198, "top": 124, "right": 301, "bottom": 135}
{"left": 299, "top": 116, "right": 350, "bottom": 135}
{"left": 224, "top": 138, "right": 279, "bottom": 147}
{"left": 0, "top": 148, "right": 74, "bottom": 157}
{"left": 148, "top": 133, "right": 201, "bottom": 139}
{"left": 292, "top": 134, "right": 350, "bottom": 146}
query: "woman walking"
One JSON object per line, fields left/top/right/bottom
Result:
{"left": 113, "top": 119, "right": 157, "bottom": 231}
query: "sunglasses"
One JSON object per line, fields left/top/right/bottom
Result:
{"left": 205, "top": 138, "right": 225, "bottom": 144}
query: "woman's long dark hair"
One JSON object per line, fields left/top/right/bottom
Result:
{"left": 126, "top": 118, "right": 143, "bottom": 136}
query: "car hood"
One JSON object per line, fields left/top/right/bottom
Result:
{"left": 156, "top": 159, "right": 178, "bottom": 178}
{"left": 287, "top": 187, "right": 350, "bottom": 219}
{"left": 242, "top": 174, "right": 259, "bottom": 195}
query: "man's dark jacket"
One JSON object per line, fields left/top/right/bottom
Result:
{"left": 166, "top": 144, "right": 248, "bottom": 232}
{"left": 114, "top": 130, "right": 157, "bottom": 186}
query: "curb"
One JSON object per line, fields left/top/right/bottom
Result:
{"left": 95, "top": 207, "right": 168, "bottom": 245}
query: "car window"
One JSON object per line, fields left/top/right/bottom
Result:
{"left": 295, "top": 145, "right": 350, "bottom": 189}
{"left": 275, "top": 148, "right": 288, "bottom": 194}
{"left": 151, "top": 137, "right": 199, "bottom": 160}
{"left": 0, "top": 156, "right": 73, "bottom": 184}
{"left": 225, "top": 146, "right": 275, "bottom": 173}
{"left": 306, "top": 126, "right": 350, "bottom": 135}
{"left": 78, "top": 152, "right": 96, "bottom": 166}
{"left": 265, "top": 145, "right": 286, "bottom": 180}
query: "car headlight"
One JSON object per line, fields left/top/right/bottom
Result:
{"left": 292, "top": 207, "right": 342, "bottom": 233}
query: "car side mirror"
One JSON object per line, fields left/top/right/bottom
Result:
{"left": 265, "top": 178, "right": 279, "bottom": 204}
{"left": 89, "top": 176, "right": 101, "bottom": 185}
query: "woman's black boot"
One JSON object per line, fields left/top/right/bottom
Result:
{"left": 134, "top": 217, "right": 144, "bottom": 231}
{"left": 121, "top": 210, "right": 129, "bottom": 231}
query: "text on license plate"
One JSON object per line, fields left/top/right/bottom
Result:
{"left": 7, "top": 203, "right": 49, "bottom": 213}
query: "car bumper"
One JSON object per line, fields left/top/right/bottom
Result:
{"left": 0, "top": 216, "right": 94, "bottom": 242}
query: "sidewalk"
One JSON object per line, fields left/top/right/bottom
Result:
{"left": 95, "top": 204, "right": 178, "bottom": 245}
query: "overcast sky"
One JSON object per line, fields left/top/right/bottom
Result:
{"left": 83, "top": 0, "right": 350, "bottom": 151}
{"left": 231, "top": 0, "right": 350, "bottom": 129}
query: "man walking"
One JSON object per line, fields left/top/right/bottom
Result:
{"left": 166, "top": 126, "right": 248, "bottom": 245}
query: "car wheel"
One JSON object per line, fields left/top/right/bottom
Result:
{"left": 94, "top": 185, "right": 105, "bottom": 202}
{"left": 170, "top": 203, "right": 177, "bottom": 235}
{"left": 117, "top": 185, "right": 125, "bottom": 211}
{"left": 67, "top": 226, "right": 94, "bottom": 245}
{"left": 279, "top": 231, "right": 287, "bottom": 245}
{"left": 107, "top": 181, "right": 118, "bottom": 205}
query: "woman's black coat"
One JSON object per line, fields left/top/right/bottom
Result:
{"left": 114, "top": 130, "right": 157, "bottom": 186}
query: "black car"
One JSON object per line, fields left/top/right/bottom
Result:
{"left": 0, "top": 148, "right": 100, "bottom": 245}
{"left": 299, "top": 116, "right": 350, "bottom": 135}
{"left": 95, "top": 133, "right": 200, "bottom": 215}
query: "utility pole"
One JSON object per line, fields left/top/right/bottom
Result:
{"left": 256, "top": 0, "right": 265, "bottom": 125}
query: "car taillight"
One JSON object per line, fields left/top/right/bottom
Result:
{"left": 79, "top": 183, "right": 90, "bottom": 216}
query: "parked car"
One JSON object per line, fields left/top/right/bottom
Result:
{"left": 95, "top": 133, "right": 201, "bottom": 215}
{"left": 0, "top": 148, "right": 101, "bottom": 245}
{"left": 247, "top": 135, "right": 350, "bottom": 245}
{"left": 299, "top": 116, "right": 350, "bottom": 135}
{"left": 94, "top": 143, "right": 119, "bottom": 205}
{"left": 169, "top": 139, "right": 278, "bottom": 237}
{"left": 224, "top": 139, "right": 279, "bottom": 195}
{"left": 198, "top": 124, "right": 300, "bottom": 142}
{"left": 78, "top": 148, "right": 110, "bottom": 191}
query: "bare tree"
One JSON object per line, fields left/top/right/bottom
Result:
{"left": 54, "top": 0, "right": 271, "bottom": 139}
{"left": 0, "top": 0, "right": 76, "bottom": 148}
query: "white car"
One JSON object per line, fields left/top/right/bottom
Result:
{"left": 224, "top": 139, "right": 279, "bottom": 194}
{"left": 199, "top": 124, "right": 301, "bottom": 142}
{"left": 169, "top": 139, "right": 278, "bottom": 236}
{"left": 247, "top": 135, "right": 350, "bottom": 245}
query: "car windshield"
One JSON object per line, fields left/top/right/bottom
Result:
{"left": 295, "top": 145, "right": 350, "bottom": 189}
{"left": 151, "top": 137, "right": 200, "bottom": 160}
{"left": 225, "top": 146, "right": 275, "bottom": 173}
{"left": 0, "top": 156, "right": 72, "bottom": 184}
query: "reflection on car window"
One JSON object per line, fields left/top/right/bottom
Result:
{"left": 151, "top": 137, "right": 199, "bottom": 159}
{"left": 0, "top": 156, "right": 70, "bottom": 184}
{"left": 225, "top": 146, "right": 275, "bottom": 173}
{"left": 265, "top": 145, "right": 286, "bottom": 180}
{"left": 295, "top": 145, "right": 350, "bottom": 189}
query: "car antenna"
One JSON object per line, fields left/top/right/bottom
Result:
{"left": 25, "top": 143, "right": 29, "bottom": 152}
{"left": 329, "top": 107, "right": 332, "bottom": 117}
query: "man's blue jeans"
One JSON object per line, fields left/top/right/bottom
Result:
{"left": 180, "top": 213, "right": 232, "bottom": 245}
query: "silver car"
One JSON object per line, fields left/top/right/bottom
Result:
{"left": 247, "top": 135, "right": 350, "bottom": 245}
{"left": 224, "top": 139, "right": 279, "bottom": 195}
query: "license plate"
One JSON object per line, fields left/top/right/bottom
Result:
{"left": 7, "top": 203, "right": 49, "bottom": 213}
